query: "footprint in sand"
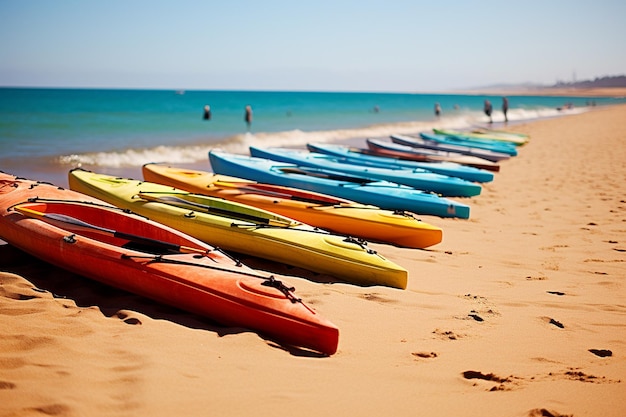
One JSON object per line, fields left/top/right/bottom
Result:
{"left": 462, "top": 370, "right": 517, "bottom": 391}
{"left": 526, "top": 275, "right": 548, "bottom": 281}
{"left": 462, "top": 294, "right": 499, "bottom": 322}
{"left": 0, "top": 380, "right": 16, "bottom": 389}
{"left": 468, "top": 313, "right": 484, "bottom": 322}
{"left": 527, "top": 408, "right": 572, "bottom": 417}
{"left": 549, "top": 318, "right": 564, "bottom": 328}
{"left": 28, "top": 404, "right": 72, "bottom": 416}
{"left": 115, "top": 311, "right": 142, "bottom": 325}
{"left": 540, "top": 316, "right": 565, "bottom": 328}
{"left": 411, "top": 351, "right": 437, "bottom": 359}
{"left": 588, "top": 349, "right": 612, "bottom": 357}
{"left": 357, "top": 292, "right": 398, "bottom": 304}
{"left": 432, "top": 329, "right": 461, "bottom": 340}
{"left": 563, "top": 368, "right": 603, "bottom": 383}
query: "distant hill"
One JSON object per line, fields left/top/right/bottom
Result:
{"left": 553, "top": 75, "right": 626, "bottom": 88}
{"left": 473, "top": 75, "right": 626, "bottom": 93}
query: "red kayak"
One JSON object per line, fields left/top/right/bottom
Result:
{"left": 0, "top": 173, "right": 339, "bottom": 355}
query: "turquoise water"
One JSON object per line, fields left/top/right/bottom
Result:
{"left": 1, "top": 87, "right": 622, "bottom": 185}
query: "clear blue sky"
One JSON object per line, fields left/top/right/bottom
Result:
{"left": 1, "top": 0, "right": 624, "bottom": 92}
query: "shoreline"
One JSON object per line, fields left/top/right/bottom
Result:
{"left": 2, "top": 87, "right": 625, "bottom": 190}
{"left": 1, "top": 104, "right": 615, "bottom": 191}
{"left": 1, "top": 103, "right": 626, "bottom": 416}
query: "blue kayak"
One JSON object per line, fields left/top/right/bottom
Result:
{"left": 366, "top": 138, "right": 501, "bottom": 172}
{"left": 249, "top": 146, "right": 482, "bottom": 198}
{"left": 420, "top": 132, "right": 519, "bottom": 156}
{"left": 209, "top": 151, "right": 471, "bottom": 219}
{"left": 390, "top": 134, "right": 511, "bottom": 163}
{"left": 306, "top": 142, "right": 494, "bottom": 183}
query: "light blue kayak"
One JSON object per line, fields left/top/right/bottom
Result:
{"left": 366, "top": 138, "right": 501, "bottom": 172}
{"left": 420, "top": 132, "right": 519, "bottom": 156}
{"left": 209, "top": 150, "right": 471, "bottom": 219}
{"left": 306, "top": 142, "right": 494, "bottom": 183}
{"left": 390, "top": 134, "right": 511, "bottom": 163}
{"left": 249, "top": 146, "right": 482, "bottom": 198}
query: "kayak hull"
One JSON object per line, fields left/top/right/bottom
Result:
{"left": 68, "top": 169, "right": 408, "bottom": 289}
{"left": 306, "top": 142, "right": 494, "bottom": 183}
{"left": 209, "top": 150, "right": 470, "bottom": 220}
{"left": 0, "top": 173, "right": 339, "bottom": 354}
{"left": 367, "top": 138, "right": 501, "bottom": 172}
{"left": 390, "top": 134, "right": 511, "bottom": 163}
{"left": 426, "top": 131, "right": 519, "bottom": 156}
{"left": 142, "top": 163, "right": 443, "bottom": 249}
{"left": 249, "top": 146, "right": 482, "bottom": 197}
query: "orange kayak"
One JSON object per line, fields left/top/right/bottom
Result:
{"left": 142, "top": 163, "right": 443, "bottom": 249}
{"left": 0, "top": 173, "right": 339, "bottom": 355}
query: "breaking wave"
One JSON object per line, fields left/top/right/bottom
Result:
{"left": 58, "top": 106, "right": 586, "bottom": 168}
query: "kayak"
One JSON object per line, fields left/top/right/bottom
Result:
{"left": 306, "top": 142, "right": 494, "bottom": 183}
{"left": 0, "top": 172, "right": 339, "bottom": 355}
{"left": 425, "top": 131, "right": 519, "bottom": 156}
{"left": 390, "top": 134, "right": 511, "bottom": 163}
{"left": 433, "top": 128, "right": 528, "bottom": 146}
{"left": 471, "top": 126, "right": 530, "bottom": 141}
{"left": 249, "top": 146, "right": 482, "bottom": 197}
{"left": 209, "top": 150, "right": 471, "bottom": 219}
{"left": 142, "top": 163, "right": 443, "bottom": 249}
{"left": 68, "top": 169, "right": 408, "bottom": 289}
{"left": 366, "top": 138, "right": 501, "bottom": 172}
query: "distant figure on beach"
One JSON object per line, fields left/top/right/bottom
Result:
{"left": 434, "top": 103, "right": 441, "bottom": 117}
{"left": 203, "top": 105, "right": 211, "bottom": 120}
{"left": 484, "top": 100, "right": 493, "bottom": 123}
{"left": 502, "top": 97, "right": 509, "bottom": 123}
{"left": 244, "top": 105, "right": 253, "bottom": 131}
{"left": 373, "top": 105, "right": 380, "bottom": 113}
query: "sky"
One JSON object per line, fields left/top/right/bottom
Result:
{"left": 1, "top": 0, "right": 625, "bottom": 92}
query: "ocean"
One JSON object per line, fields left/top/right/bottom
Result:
{"left": 1, "top": 87, "right": 622, "bottom": 187}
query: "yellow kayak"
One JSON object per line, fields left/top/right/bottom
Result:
{"left": 69, "top": 169, "right": 408, "bottom": 289}
{"left": 142, "top": 163, "right": 443, "bottom": 249}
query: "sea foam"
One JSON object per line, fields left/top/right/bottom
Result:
{"left": 57, "top": 107, "right": 586, "bottom": 168}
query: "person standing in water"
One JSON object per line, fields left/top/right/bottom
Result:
{"left": 244, "top": 105, "right": 253, "bottom": 131}
{"left": 502, "top": 97, "right": 509, "bottom": 123}
{"left": 203, "top": 105, "right": 211, "bottom": 120}
{"left": 434, "top": 102, "right": 442, "bottom": 118}
{"left": 484, "top": 99, "right": 493, "bottom": 124}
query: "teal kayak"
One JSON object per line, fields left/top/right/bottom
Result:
{"left": 366, "top": 138, "right": 501, "bottom": 172}
{"left": 390, "top": 134, "right": 511, "bottom": 163}
{"left": 209, "top": 150, "right": 471, "bottom": 219}
{"left": 249, "top": 146, "right": 482, "bottom": 198}
{"left": 306, "top": 142, "right": 494, "bottom": 183}
{"left": 421, "top": 132, "right": 519, "bottom": 156}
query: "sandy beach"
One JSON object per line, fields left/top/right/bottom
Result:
{"left": 457, "top": 87, "right": 626, "bottom": 98}
{"left": 1, "top": 103, "right": 625, "bottom": 416}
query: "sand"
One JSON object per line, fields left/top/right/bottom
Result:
{"left": 1, "top": 104, "right": 625, "bottom": 417}
{"left": 457, "top": 87, "right": 626, "bottom": 98}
